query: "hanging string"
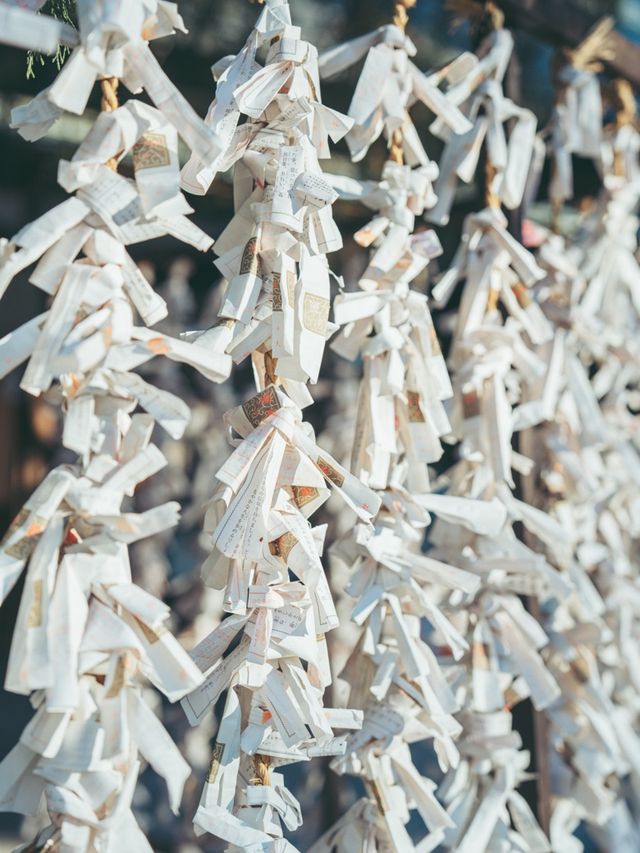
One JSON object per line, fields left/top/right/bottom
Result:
{"left": 563, "top": 16, "right": 615, "bottom": 74}
{"left": 392, "top": 0, "right": 416, "bottom": 31}
{"left": 483, "top": 2, "right": 502, "bottom": 209}
{"left": 388, "top": 127, "right": 405, "bottom": 165}
{"left": 611, "top": 77, "right": 636, "bottom": 129}
{"left": 550, "top": 17, "right": 616, "bottom": 231}
{"left": 445, "top": 0, "right": 504, "bottom": 207}
{"left": 482, "top": 0, "right": 504, "bottom": 30}
{"left": 264, "top": 349, "right": 278, "bottom": 386}
{"left": 100, "top": 77, "right": 119, "bottom": 112}
{"left": 388, "top": 0, "right": 416, "bottom": 164}
{"left": 484, "top": 158, "right": 501, "bottom": 210}
{"left": 251, "top": 753, "right": 271, "bottom": 786}
{"left": 609, "top": 78, "right": 636, "bottom": 177}
{"left": 388, "top": 126, "right": 405, "bottom": 165}
{"left": 100, "top": 77, "right": 120, "bottom": 171}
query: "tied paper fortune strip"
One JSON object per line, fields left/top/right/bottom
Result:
{"left": 519, "top": 83, "right": 640, "bottom": 852}
{"left": 318, "top": 11, "right": 474, "bottom": 166}
{"left": 327, "top": 161, "right": 448, "bottom": 493}
{"left": 181, "top": 0, "right": 354, "bottom": 392}
{"left": 182, "top": 384, "right": 380, "bottom": 851}
{"left": 318, "top": 3, "right": 583, "bottom": 850}
{"left": 0, "top": 1, "right": 78, "bottom": 54}
{"left": 10, "top": 0, "right": 221, "bottom": 163}
{"left": 0, "top": 28, "right": 230, "bottom": 850}
{"left": 175, "top": 1, "right": 380, "bottom": 850}
{"left": 425, "top": 0, "right": 537, "bottom": 225}
{"left": 546, "top": 18, "right": 615, "bottom": 219}
{"left": 312, "top": 7, "right": 516, "bottom": 851}
{"left": 422, "top": 9, "right": 573, "bottom": 851}
{"left": 313, "top": 171, "right": 475, "bottom": 848}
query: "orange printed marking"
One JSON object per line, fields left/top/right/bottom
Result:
{"left": 148, "top": 337, "right": 170, "bottom": 355}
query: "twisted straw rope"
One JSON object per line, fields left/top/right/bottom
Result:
{"left": 251, "top": 753, "right": 271, "bottom": 786}
{"left": 100, "top": 77, "right": 120, "bottom": 171}
{"left": 388, "top": 0, "right": 417, "bottom": 164}
{"left": 564, "top": 16, "right": 615, "bottom": 74}
{"left": 611, "top": 78, "right": 636, "bottom": 130}
{"left": 392, "top": 0, "right": 416, "bottom": 31}
{"left": 445, "top": 2, "right": 504, "bottom": 208}
{"left": 551, "top": 17, "right": 618, "bottom": 230}
{"left": 264, "top": 349, "right": 278, "bottom": 386}
{"left": 483, "top": 3, "right": 503, "bottom": 209}
{"left": 22, "top": 72, "right": 121, "bottom": 853}
{"left": 611, "top": 78, "right": 636, "bottom": 177}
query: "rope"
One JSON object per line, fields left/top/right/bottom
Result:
{"left": 486, "top": 285, "right": 500, "bottom": 312}
{"left": 550, "top": 16, "right": 617, "bottom": 227}
{"left": 251, "top": 753, "right": 271, "bottom": 786}
{"left": 564, "top": 16, "right": 615, "bottom": 74}
{"left": 611, "top": 78, "right": 636, "bottom": 130}
{"left": 389, "top": 127, "right": 404, "bottom": 165}
{"left": 481, "top": 2, "right": 503, "bottom": 209}
{"left": 392, "top": 0, "right": 416, "bottom": 31}
{"left": 610, "top": 78, "right": 636, "bottom": 177}
{"left": 264, "top": 350, "right": 278, "bottom": 386}
{"left": 482, "top": 0, "right": 504, "bottom": 31}
{"left": 387, "top": 0, "right": 416, "bottom": 165}
{"left": 552, "top": 17, "right": 616, "bottom": 96}
{"left": 484, "top": 157, "right": 501, "bottom": 210}
{"left": 100, "top": 77, "right": 120, "bottom": 171}
{"left": 446, "top": 1, "right": 505, "bottom": 207}
{"left": 100, "top": 77, "right": 119, "bottom": 112}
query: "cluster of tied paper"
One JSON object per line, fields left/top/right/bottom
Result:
{"left": 0, "top": 0, "right": 639, "bottom": 851}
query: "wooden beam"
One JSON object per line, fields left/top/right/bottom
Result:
{"left": 499, "top": 0, "right": 640, "bottom": 87}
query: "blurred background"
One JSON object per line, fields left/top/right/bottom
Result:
{"left": 0, "top": 0, "right": 638, "bottom": 849}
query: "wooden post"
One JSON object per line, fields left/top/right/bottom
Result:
{"left": 519, "top": 426, "right": 552, "bottom": 839}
